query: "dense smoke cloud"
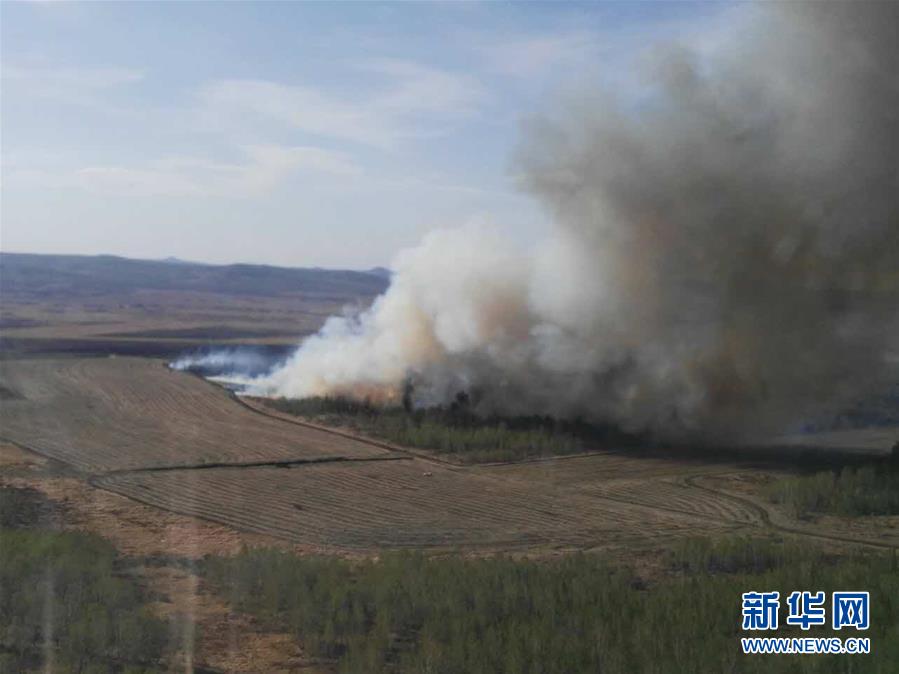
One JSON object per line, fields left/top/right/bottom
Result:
{"left": 253, "top": 2, "right": 899, "bottom": 441}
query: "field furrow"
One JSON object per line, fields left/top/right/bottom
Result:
{"left": 0, "top": 358, "right": 389, "bottom": 471}
{"left": 3, "top": 357, "right": 758, "bottom": 551}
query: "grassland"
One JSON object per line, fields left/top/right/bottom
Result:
{"left": 764, "top": 464, "right": 899, "bottom": 517}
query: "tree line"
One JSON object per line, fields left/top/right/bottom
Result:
{"left": 266, "top": 394, "right": 643, "bottom": 462}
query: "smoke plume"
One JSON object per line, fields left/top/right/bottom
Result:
{"left": 253, "top": 3, "right": 899, "bottom": 442}
{"left": 172, "top": 348, "right": 284, "bottom": 379}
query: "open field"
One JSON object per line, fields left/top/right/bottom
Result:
{"left": 0, "top": 252, "right": 387, "bottom": 360}
{"left": 2, "top": 356, "right": 897, "bottom": 554}
{"left": 0, "top": 358, "right": 391, "bottom": 472}
{"left": 93, "top": 458, "right": 742, "bottom": 551}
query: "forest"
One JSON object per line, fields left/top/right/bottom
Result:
{"left": 204, "top": 536, "right": 899, "bottom": 673}
{"left": 0, "top": 487, "right": 167, "bottom": 674}
{"left": 265, "top": 394, "right": 643, "bottom": 462}
{"left": 765, "top": 464, "right": 899, "bottom": 517}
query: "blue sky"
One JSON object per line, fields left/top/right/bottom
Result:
{"left": 1, "top": 1, "right": 727, "bottom": 269}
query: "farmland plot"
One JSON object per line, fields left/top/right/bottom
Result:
{"left": 93, "top": 459, "right": 740, "bottom": 551}
{"left": 7, "top": 356, "right": 883, "bottom": 553}
{"left": 0, "top": 358, "right": 390, "bottom": 472}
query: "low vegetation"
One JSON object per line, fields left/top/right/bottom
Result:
{"left": 668, "top": 536, "right": 805, "bottom": 575}
{"left": 764, "top": 464, "right": 899, "bottom": 517}
{"left": 0, "top": 486, "right": 59, "bottom": 530}
{"left": 265, "top": 395, "right": 641, "bottom": 462}
{"left": 0, "top": 487, "right": 167, "bottom": 673}
{"left": 204, "top": 537, "right": 899, "bottom": 673}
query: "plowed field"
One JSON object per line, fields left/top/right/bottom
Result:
{"left": 3, "top": 357, "right": 894, "bottom": 552}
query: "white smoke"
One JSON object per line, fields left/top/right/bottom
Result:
{"left": 252, "top": 3, "right": 899, "bottom": 441}
{"left": 171, "top": 348, "right": 282, "bottom": 379}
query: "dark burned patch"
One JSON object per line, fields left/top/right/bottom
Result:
{"left": 0, "top": 383, "right": 23, "bottom": 400}
{"left": 0, "top": 337, "right": 296, "bottom": 360}
{"left": 101, "top": 324, "right": 306, "bottom": 340}
{"left": 0, "top": 485, "right": 66, "bottom": 530}
{"left": 0, "top": 337, "right": 194, "bottom": 359}
{"left": 0, "top": 317, "right": 46, "bottom": 329}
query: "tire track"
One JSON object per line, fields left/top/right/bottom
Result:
{"left": 683, "top": 474, "right": 899, "bottom": 551}
{"left": 169, "top": 388, "right": 899, "bottom": 551}
{"left": 5, "top": 359, "right": 896, "bottom": 553}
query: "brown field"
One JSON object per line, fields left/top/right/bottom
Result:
{"left": 92, "top": 458, "right": 742, "bottom": 552}
{"left": 3, "top": 356, "right": 896, "bottom": 554}
{"left": 0, "top": 358, "right": 390, "bottom": 472}
{"left": 0, "top": 292, "right": 322, "bottom": 360}
{"left": 0, "top": 253, "right": 388, "bottom": 360}
{"left": 0, "top": 292, "right": 323, "bottom": 345}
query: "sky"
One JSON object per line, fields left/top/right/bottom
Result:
{"left": 1, "top": 1, "right": 728, "bottom": 270}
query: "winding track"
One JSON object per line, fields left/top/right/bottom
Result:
{"left": 683, "top": 475, "right": 899, "bottom": 551}
{"left": 167, "top": 381, "right": 899, "bottom": 551}
{"left": 2, "top": 357, "right": 895, "bottom": 552}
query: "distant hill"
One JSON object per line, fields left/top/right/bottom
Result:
{"left": 159, "top": 256, "right": 201, "bottom": 265}
{"left": 0, "top": 252, "right": 390, "bottom": 301}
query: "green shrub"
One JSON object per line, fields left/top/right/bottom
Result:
{"left": 765, "top": 465, "right": 899, "bottom": 517}
{"left": 266, "top": 395, "right": 640, "bottom": 462}
{"left": 0, "top": 527, "right": 167, "bottom": 672}
{"left": 204, "top": 539, "right": 899, "bottom": 673}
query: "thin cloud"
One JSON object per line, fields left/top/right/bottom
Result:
{"left": 481, "top": 32, "right": 599, "bottom": 80}
{"left": 2, "top": 64, "right": 144, "bottom": 106}
{"left": 72, "top": 145, "right": 362, "bottom": 198}
{"left": 198, "top": 79, "right": 391, "bottom": 148}
{"left": 359, "top": 58, "right": 485, "bottom": 117}
{"left": 199, "top": 59, "right": 485, "bottom": 149}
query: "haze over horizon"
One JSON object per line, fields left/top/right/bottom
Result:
{"left": 0, "top": 248, "right": 393, "bottom": 273}
{"left": 1, "top": 1, "right": 729, "bottom": 269}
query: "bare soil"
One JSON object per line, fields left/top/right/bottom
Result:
{"left": 5, "top": 357, "right": 894, "bottom": 555}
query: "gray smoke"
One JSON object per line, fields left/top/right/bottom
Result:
{"left": 253, "top": 2, "right": 899, "bottom": 442}
{"left": 171, "top": 348, "right": 280, "bottom": 378}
